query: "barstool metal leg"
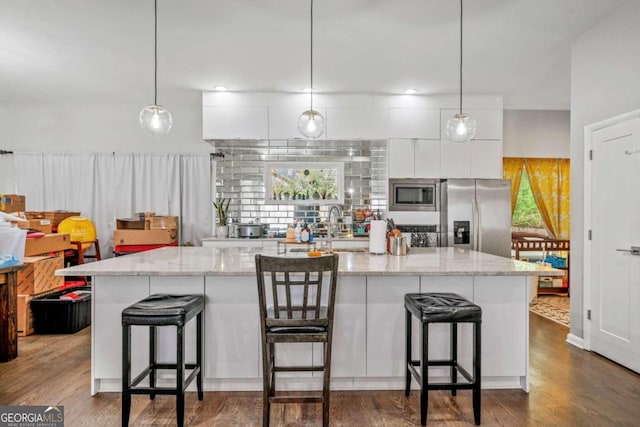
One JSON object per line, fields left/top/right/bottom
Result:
{"left": 196, "top": 313, "right": 203, "bottom": 401}
{"left": 451, "top": 323, "right": 458, "bottom": 396}
{"left": 176, "top": 325, "right": 185, "bottom": 427}
{"left": 420, "top": 322, "right": 429, "bottom": 426}
{"left": 121, "top": 324, "right": 131, "bottom": 427}
{"left": 405, "top": 308, "right": 412, "bottom": 397}
{"left": 149, "top": 326, "right": 156, "bottom": 400}
{"left": 473, "top": 322, "right": 481, "bottom": 425}
{"left": 322, "top": 340, "right": 333, "bottom": 427}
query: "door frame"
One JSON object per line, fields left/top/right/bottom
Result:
{"left": 583, "top": 108, "right": 640, "bottom": 351}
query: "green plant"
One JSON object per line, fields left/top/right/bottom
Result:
{"left": 213, "top": 198, "right": 230, "bottom": 225}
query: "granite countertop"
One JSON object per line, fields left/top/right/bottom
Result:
{"left": 56, "top": 246, "right": 563, "bottom": 277}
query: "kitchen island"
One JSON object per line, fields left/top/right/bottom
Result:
{"left": 57, "top": 246, "right": 561, "bottom": 395}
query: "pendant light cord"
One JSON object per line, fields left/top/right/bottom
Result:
{"left": 154, "top": 0, "right": 158, "bottom": 106}
{"left": 310, "top": 0, "right": 314, "bottom": 112}
{"left": 459, "top": 0, "right": 463, "bottom": 115}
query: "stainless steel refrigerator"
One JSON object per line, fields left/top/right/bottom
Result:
{"left": 439, "top": 179, "right": 512, "bottom": 258}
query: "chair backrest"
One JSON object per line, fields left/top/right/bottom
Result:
{"left": 255, "top": 254, "right": 339, "bottom": 330}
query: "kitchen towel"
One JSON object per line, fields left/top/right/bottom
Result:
{"left": 369, "top": 220, "right": 387, "bottom": 254}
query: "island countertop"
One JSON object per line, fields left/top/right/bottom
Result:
{"left": 56, "top": 246, "right": 562, "bottom": 277}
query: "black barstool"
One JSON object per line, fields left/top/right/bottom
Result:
{"left": 405, "top": 292, "right": 482, "bottom": 426}
{"left": 121, "top": 294, "right": 204, "bottom": 427}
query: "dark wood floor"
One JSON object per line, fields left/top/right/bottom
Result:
{"left": 2, "top": 313, "right": 640, "bottom": 426}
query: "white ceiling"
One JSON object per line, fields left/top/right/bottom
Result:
{"left": 0, "top": 0, "right": 626, "bottom": 109}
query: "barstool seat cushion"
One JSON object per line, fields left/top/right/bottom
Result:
{"left": 405, "top": 292, "right": 482, "bottom": 323}
{"left": 122, "top": 294, "right": 204, "bottom": 326}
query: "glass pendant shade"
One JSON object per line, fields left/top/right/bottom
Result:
{"left": 139, "top": 104, "right": 172, "bottom": 135}
{"left": 446, "top": 113, "right": 477, "bottom": 143}
{"left": 297, "top": 110, "right": 325, "bottom": 139}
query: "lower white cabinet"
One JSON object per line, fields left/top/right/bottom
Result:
{"left": 366, "top": 276, "right": 420, "bottom": 377}
{"left": 313, "top": 276, "right": 367, "bottom": 377}
{"left": 204, "top": 276, "right": 261, "bottom": 379}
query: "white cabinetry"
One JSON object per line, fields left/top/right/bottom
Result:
{"left": 205, "top": 276, "right": 261, "bottom": 379}
{"left": 389, "top": 139, "right": 441, "bottom": 178}
{"left": 203, "top": 106, "right": 269, "bottom": 140}
{"left": 439, "top": 109, "right": 503, "bottom": 178}
{"left": 366, "top": 276, "right": 420, "bottom": 377}
{"left": 313, "top": 277, "right": 367, "bottom": 377}
{"left": 268, "top": 107, "right": 327, "bottom": 140}
{"left": 325, "top": 108, "right": 388, "bottom": 140}
{"left": 388, "top": 108, "right": 440, "bottom": 139}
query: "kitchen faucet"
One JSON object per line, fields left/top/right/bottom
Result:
{"left": 327, "top": 205, "right": 342, "bottom": 250}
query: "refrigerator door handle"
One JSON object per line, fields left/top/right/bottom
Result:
{"left": 472, "top": 198, "right": 479, "bottom": 250}
{"left": 476, "top": 200, "right": 482, "bottom": 252}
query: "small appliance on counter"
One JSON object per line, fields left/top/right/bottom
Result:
{"left": 395, "top": 224, "right": 441, "bottom": 248}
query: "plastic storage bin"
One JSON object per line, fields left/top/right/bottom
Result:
{"left": 0, "top": 225, "right": 27, "bottom": 268}
{"left": 30, "top": 286, "right": 91, "bottom": 334}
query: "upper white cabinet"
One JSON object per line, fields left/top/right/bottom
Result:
{"left": 325, "top": 107, "right": 388, "bottom": 140}
{"left": 440, "top": 139, "right": 472, "bottom": 178}
{"left": 203, "top": 106, "right": 269, "bottom": 140}
{"left": 440, "top": 139, "right": 503, "bottom": 179}
{"left": 268, "top": 107, "right": 327, "bottom": 140}
{"left": 389, "top": 139, "right": 441, "bottom": 178}
{"left": 440, "top": 109, "right": 503, "bottom": 140}
{"left": 388, "top": 108, "right": 440, "bottom": 139}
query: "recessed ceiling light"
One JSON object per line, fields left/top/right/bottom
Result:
{"left": 214, "top": 86, "right": 228, "bottom": 91}
{"left": 404, "top": 89, "right": 418, "bottom": 95}
{"left": 302, "top": 87, "right": 314, "bottom": 93}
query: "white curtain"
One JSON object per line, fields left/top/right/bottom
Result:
{"left": 14, "top": 152, "right": 211, "bottom": 256}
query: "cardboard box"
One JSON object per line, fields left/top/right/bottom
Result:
{"left": 17, "top": 255, "right": 64, "bottom": 295}
{"left": 17, "top": 294, "right": 34, "bottom": 336}
{"left": 135, "top": 212, "right": 156, "bottom": 220}
{"left": 113, "top": 229, "right": 178, "bottom": 245}
{"left": 24, "top": 211, "right": 46, "bottom": 220}
{"left": 44, "top": 211, "right": 81, "bottom": 227}
{"left": 116, "top": 218, "right": 149, "bottom": 230}
{"left": 0, "top": 194, "right": 25, "bottom": 213}
{"left": 25, "top": 233, "right": 72, "bottom": 256}
{"left": 149, "top": 216, "right": 178, "bottom": 230}
{"left": 15, "top": 219, "right": 53, "bottom": 234}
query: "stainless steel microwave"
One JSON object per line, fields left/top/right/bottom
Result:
{"left": 389, "top": 179, "right": 441, "bottom": 211}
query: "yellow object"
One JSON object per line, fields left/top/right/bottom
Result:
{"left": 502, "top": 158, "right": 525, "bottom": 214}
{"left": 308, "top": 250, "right": 322, "bottom": 257}
{"left": 57, "top": 216, "right": 97, "bottom": 250}
{"left": 525, "top": 158, "right": 571, "bottom": 239}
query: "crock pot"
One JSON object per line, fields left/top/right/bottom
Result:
{"left": 238, "top": 224, "right": 263, "bottom": 238}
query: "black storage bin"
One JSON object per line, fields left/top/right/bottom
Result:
{"left": 31, "top": 286, "right": 91, "bottom": 334}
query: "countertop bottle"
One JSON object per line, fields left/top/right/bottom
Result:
{"left": 286, "top": 224, "right": 295, "bottom": 242}
{"left": 300, "top": 223, "right": 310, "bottom": 243}
{"left": 294, "top": 223, "right": 301, "bottom": 242}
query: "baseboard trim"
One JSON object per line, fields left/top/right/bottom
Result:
{"left": 566, "top": 333, "right": 585, "bottom": 349}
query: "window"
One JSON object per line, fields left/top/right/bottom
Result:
{"left": 512, "top": 169, "right": 545, "bottom": 232}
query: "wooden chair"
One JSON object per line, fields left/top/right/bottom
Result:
{"left": 255, "top": 253, "right": 339, "bottom": 427}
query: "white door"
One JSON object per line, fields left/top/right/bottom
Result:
{"left": 590, "top": 117, "right": 640, "bottom": 372}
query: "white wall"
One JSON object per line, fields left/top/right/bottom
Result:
{"left": 570, "top": 1, "right": 640, "bottom": 339}
{"left": 503, "top": 110, "right": 570, "bottom": 158}
{"left": 0, "top": 93, "right": 209, "bottom": 191}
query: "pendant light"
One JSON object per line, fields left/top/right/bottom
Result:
{"left": 297, "top": 0, "right": 325, "bottom": 139}
{"left": 446, "top": 0, "right": 476, "bottom": 143}
{"left": 139, "top": 0, "right": 172, "bottom": 135}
